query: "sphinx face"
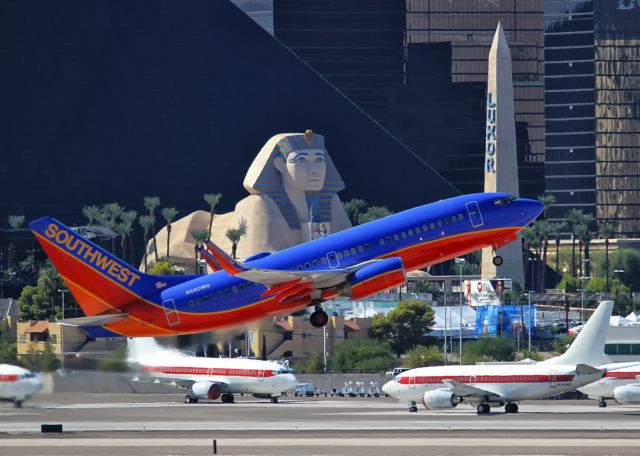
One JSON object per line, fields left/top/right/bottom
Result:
{"left": 279, "top": 149, "right": 327, "bottom": 192}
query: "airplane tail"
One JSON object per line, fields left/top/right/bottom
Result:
{"left": 545, "top": 301, "right": 614, "bottom": 366}
{"left": 29, "top": 216, "right": 196, "bottom": 317}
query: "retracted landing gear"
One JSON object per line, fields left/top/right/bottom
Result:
{"left": 477, "top": 403, "right": 491, "bottom": 414}
{"left": 505, "top": 402, "right": 518, "bottom": 413}
{"left": 310, "top": 302, "right": 329, "bottom": 328}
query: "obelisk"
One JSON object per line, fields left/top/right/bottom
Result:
{"left": 480, "top": 23, "right": 525, "bottom": 287}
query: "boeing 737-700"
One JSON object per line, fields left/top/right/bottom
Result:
{"left": 579, "top": 363, "right": 640, "bottom": 407}
{"left": 128, "top": 337, "right": 297, "bottom": 404}
{"left": 382, "top": 301, "right": 613, "bottom": 414}
{"left": 29, "top": 192, "right": 543, "bottom": 337}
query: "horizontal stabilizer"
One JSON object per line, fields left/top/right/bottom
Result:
{"left": 59, "top": 313, "right": 129, "bottom": 327}
{"left": 575, "top": 363, "right": 605, "bottom": 376}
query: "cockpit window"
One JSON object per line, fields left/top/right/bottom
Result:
{"left": 494, "top": 195, "right": 516, "bottom": 206}
{"left": 23, "top": 373, "right": 36, "bottom": 379}
{"left": 393, "top": 375, "right": 400, "bottom": 382}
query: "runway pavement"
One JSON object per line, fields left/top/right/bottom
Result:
{"left": 2, "top": 394, "right": 640, "bottom": 455}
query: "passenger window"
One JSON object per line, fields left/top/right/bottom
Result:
{"left": 225, "top": 289, "right": 230, "bottom": 295}
{"left": 379, "top": 239, "right": 385, "bottom": 246}
{"left": 364, "top": 243, "right": 370, "bottom": 250}
{"left": 297, "top": 265, "right": 303, "bottom": 271}
{"left": 351, "top": 247, "right": 356, "bottom": 255}
{"left": 247, "top": 282, "right": 253, "bottom": 288}
{"left": 321, "top": 257, "right": 327, "bottom": 264}
{"left": 444, "top": 217, "right": 449, "bottom": 225}
{"left": 218, "top": 291, "right": 224, "bottom": 298}
{"left": 423, "top": 224, "right": 429, "bottom": 231}
{"left": 305, "top": 263, "right": 310, "bottom": 269}
{"left": 337, "top": 252, "right": 343, "bottom": 259}
{"left": 415, "top": 226, "right": 421, "bottom": 234}
{"left": 203, "top": 295, "right": 208, "bottom": 301}
{"left": 239, "top": 284, "right": 244, "bottom": 291}
{"left": 386, "top": 236, "right": 392, "bottom": 243}
{"left": 458, "top": 213, "right": 464, "bottom": 221}
{"left": 210, "top": 293, "right": 216, "bottom": 300}
{"left": 312, "top": 259, "right": 318, "bottom": 267}
{"left": 400, "top": 232, "right": 406, "bottom": 239}
{"left": 196, "top": 298, "right": 201, "bottom": 305}
{"left": 437, "top": 220, "right": 443, "bottom": 227}
{"left": 188, "top": 300, "right": 195, "bottom": 307}
{"left": 232, "top": 286, "right": 238, "bottom": 293}
{"left": 357, "top": 245, "right": 363, "bottom": 253}
{"left": 408, "top": 229, "right": 413, "bottom": 236}
{"left": 393, "top": 234, "right": 399, "bottom": 241}
{"left": 429, "top": 222, "right": 435, "bottom": 229}
{"left": 344, "top": 250, "right": 350, "bottom": 257}
{"left": 451, "top": 215, "right": 457, "bottom": 223}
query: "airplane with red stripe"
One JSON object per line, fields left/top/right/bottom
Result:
{"left": 28, "top": 192, "right": 543, "bottom": 337}
{"left": 0, "top": 364, "right": 43, "bottom": 408}
{"left": 382, "top": 301, "right": 613, "bottom": 414}
{"left": 579, "top": 363, "right": 640, "bottom": 407}
{"left": 128, "top": 338, "right": 297, "bottom": 404}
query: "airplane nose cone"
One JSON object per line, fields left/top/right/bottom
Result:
{"left": 517, "top": 198, "right": 545, "bottom": 224}
{"left": 381, "top": 380, "right": 397, "bottom": 396}
{"left": 285, "top": 374, "right": 298, "bottom": 389}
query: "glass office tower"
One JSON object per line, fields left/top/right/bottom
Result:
{"left": 545, "top": 0, "right": 640, "bottom": 237}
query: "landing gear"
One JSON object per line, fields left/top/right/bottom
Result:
{"left": 310, "top": 302, "right": 329, "bottom": 328}
{"left": 505, "top": 403, "right": 518, "bottom": 414}
{"left": 409, "top": 401, "right": 418, "bottom": 413}
{"left": 598, "top": 399, "right": 607, "bottom": 408}
{"left": 184, "top": 395, "right": 198, "bottom": 404}
{"left": 14, "top": 400, "right": 23, "bottom": 408}
{"left": 477, "top": 403, "right": 491, "bottom": 414}
{"left": 221, "top": 393, "right": 235, "bottom": 404}
{"left": 271, "top": 397, "right": 279, "bottom": 404}
{"left": 492, "top": 255, "right": 503, "bottom": 267}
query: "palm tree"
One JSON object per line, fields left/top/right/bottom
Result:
{"left": 161, "top": 207, "right": 179, "bottom": 259}
{"left": 598, "top": 221, "right": 615, "bottom": 292}
{"left": 8, "top": 215, "right": 25, "bottom": 229}
{"left": 225, "top": 218, "right": 248, "bottom": 260}
{"left": 139, "top": 215, "right": 155, "bottom": 273}
{"left": 82, "top": 205, "right": 102, "bottom": 226}
{"left": 342, "top": 198, "right": 367, "bottom": 226}
{"left": 143, "top": 196, "right": 161, "bottom": 263}
{"left": 550, "top": 222, "right": 566, "bottom": 286}
{"left": 102, "top": 203, "right": 124, "bottom": 254}
{"left": 357, "top": 206, "right": 393, "bottom": 225}
{"left": 114, "top": 222, "right": 132, "bottom": 262}
{"left": 537, "top": 220, "right": 553, "bottom": 292}
{"left": 537, "top": 195, "right": 556, "bottom": 220}
{"left": 189, "top": 229, "right": 210, "bottom": 274}
{"left": 120, "top": 210, "right": 138, "bottom": 263}
{"left": 204, "top": 193, "right": 222, "bottom": 239}
{"left": 568, "top": 209, "right": 585, "bottom": 277}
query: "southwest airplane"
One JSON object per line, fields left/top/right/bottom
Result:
{"left": 128, "top": 337, "right": 297, "bottom": 404}
{"left": 579, "top": 363, "right": 640, "bottom": 407}
{"left": 28, "top": 192, "right": 543, "bottom": 337}
{"left": 0, "top": 364, "right": 43, "bottom": 408}
{"left": 382, "top": 301, "right": 613, "bottom": 414}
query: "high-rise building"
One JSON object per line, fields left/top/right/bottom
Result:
{"left": 545, "top": 0, "right": 640, "bottom": 237}
{"left": 274, "top": 0, "right": 546, "bottom": 199}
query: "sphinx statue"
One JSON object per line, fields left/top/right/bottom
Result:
{"left": 148, "top": 131, "right": 351, "bottom": 271}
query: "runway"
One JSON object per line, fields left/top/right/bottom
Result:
{"left": 2, "top": 394, "right": 640, "bottom": 455}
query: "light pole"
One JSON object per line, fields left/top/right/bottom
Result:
{"left": 454, "top": 257, "right": 466, "bottom": 365}
{"left": 528, "top": 257, "right": 537, "bottom": 293}
{"left": 614, "top": 269, "right": 625, "bottom": 298}
{"left": 57, "top": 289, "right": 69, "bottom": 373}
{"left": 443, "top": 289, "right": 447, "bottom": 365}
{"left": 527, "top": 290, "right": 532, "bottom": 352}
{"left": 579, "top": 276, "right": 590, "bottom": 323}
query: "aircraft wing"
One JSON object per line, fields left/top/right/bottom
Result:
{"left": 442, "top": 379, "right": 502, "bottom": 401}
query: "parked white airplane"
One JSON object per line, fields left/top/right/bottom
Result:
{"left": 128, "top": 338, "right": 298, "bottom": 404}
{"left": 382, "top": 301, "right": 614, "bottom": 414}
{"left": 0, "top": 364, "right": 43, "bottom": 408}
{"left": 579, "top": 363, "right": 640, "bottom": 407}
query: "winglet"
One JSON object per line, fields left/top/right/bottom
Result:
{"left": 202, "top": 240, "right": 249, "bottom": 275}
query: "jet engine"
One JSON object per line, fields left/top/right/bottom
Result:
{"left": 422, "top": 389, "right": 458, "bottom": 409}
{"left": 191, "top": 382, "right": 223, "bottom": 400}
{"left": 336, "top": 257, "right": 406, "bottom": 300}
{"left": 613, "top": 384, "right": 640, "bottom": 404}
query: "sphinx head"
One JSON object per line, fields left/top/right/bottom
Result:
{"left": 273, "top": 142, "right": 327, "bottom": 192}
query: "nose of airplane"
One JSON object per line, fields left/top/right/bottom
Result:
{"left": 381, "top": 379, "right": 398, "bottom": 397}
{"left": 516, "top": 198, "right": 545, "bottom": 224}
{"left": 285, "top": 373, "right": 298, "bottom": 389}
